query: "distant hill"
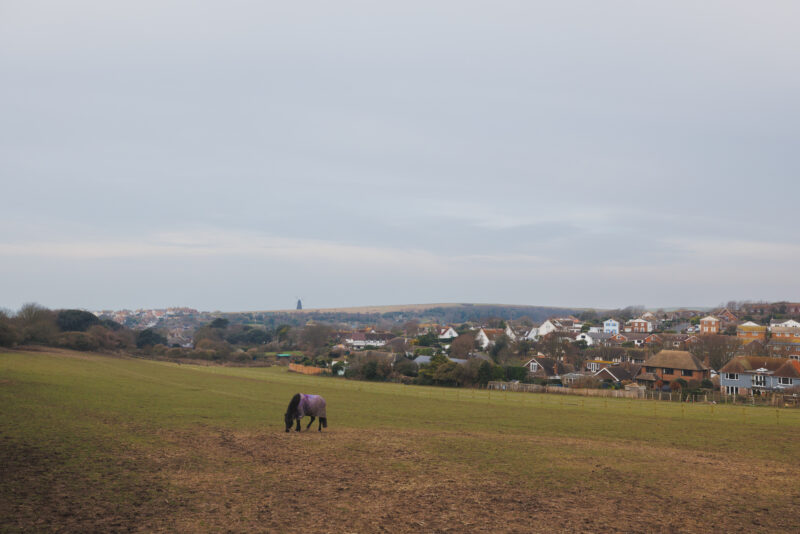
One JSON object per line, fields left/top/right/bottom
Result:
{"left": 248, "top": 303, "right": 590, "bottom": 327}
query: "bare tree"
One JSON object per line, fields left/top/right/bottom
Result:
{"left": 403, "top": 320, "right": 420, "bottom": 337}
{"left": 449, "top": 333, "right": 476, "bottom": 359}
{"left": 691, "top": 334, "right": 740, "bottom": 370}
{"left": 300, "top": 324, "right": 333, "bottom": 356}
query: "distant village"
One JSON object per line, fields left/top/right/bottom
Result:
{"left": 89, "top": 301, "right": 800, "bottom": 401}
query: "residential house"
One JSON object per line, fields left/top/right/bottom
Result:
{"left": 344, "top": 332, "right": 391, "bottom": 348}
{"left": 767, "top": 326, "right": 800, "bottom": 359}
{"left": 719, "top": 356, "right": 800, "bottom": 395}
{"left": 504, "top": 324, "right": 518, "bottom": 341}
{"left": 641, "top": 350, "right": 710, "bottom": 387}
{"left": 524, "top": 356, "right": 572, "bottom": 381}
{"left": 609, "top": 332, "right": 652, "bottom": 348}
{"left": 769, "top": 319, "right": 800, "bottom": 331}
{"left": 624, "top": 318, "right": 653, "bottom": 333}
{"left": 699, "top": 316, "right": 721, "bottom": 335}
{"left": 742, "top": 302, "right": 800, "bottom": 316}
{"left": 524, "top": 325, "right": 540, "bottom": 341}
{"left": 603, "top": 319, "right": 620, "bottom": 335}
{"left": 475, "top": 328, "right": 507, "bottom": 350}
{"left": 736, "top": 322, "right": 767, "bottom": 345}
{"left": 561, "top": 372, "right": 587, "bottom": 386}
{"left": 533, "top": 317, "right": 582, "bottom": 338}
{"left": 660, "top": 333, "right": 699, "bottom": 350}
{"left": 594, "top": 365, "right": 636, "bottom": 384}
{"left": 437, "top": 326, "right": 458, "bottom": 340}
{"left": 716, "top": 308, "right": 739, "bottom": 323}
{"left": 586, "top": 332, "right": 614, "bottom": 346}
{"left": 585, "top": 359, "right": 615, "bottom": 373}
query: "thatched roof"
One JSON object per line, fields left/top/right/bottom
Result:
{"left": 645, "top": 350, "right": 708, "bottom": 371}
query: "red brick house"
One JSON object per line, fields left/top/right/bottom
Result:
{"left": 699, "top": 316, "right": 721, "bottom": 335}
{"left": 640, "top": 350, "right": 710, "bottom": 387}
{"left": 624, "top": 318, "right": 653, "bottom": 333}
{"left": 736, "top": 322, "right": 767, "bottom": 345}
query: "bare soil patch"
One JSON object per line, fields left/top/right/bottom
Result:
{"left": 158, "top": 428, "right": 800, "bottom": 533}
{"left": 3, "top": 425, "right": 798, "bottom": 533}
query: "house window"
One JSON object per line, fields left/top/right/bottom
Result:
{"left": 725, "top": 386, "right": 739, "bottom": 395}
{"left": 662, "top": 368, "right": 674, "bottom": 375}
{"left": 724, "top": 373, "right": 739, "bottom": 380}
{"left": 778, "top": 377, "right": 792, "bottom": 385}
{"left": 753, "top": 375, "right": 766, "bottom": 387}
{"left": 682, "top": 370, "right": 693, "bottom": 377}
{"left": 530, "top": 363, "right": 539, "bottom": 372}
{"left": 646, "top": 367, "right": 655, "bottom": 373}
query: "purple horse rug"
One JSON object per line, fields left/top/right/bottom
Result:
{"left": 285, "top": 393, "right": 328, "bottom": 432}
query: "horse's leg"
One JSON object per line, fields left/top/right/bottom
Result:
{"left": 320, "top": 417, "right": 327, "bottom": 430}
{"left": 295, "top": 418, "right": 301, "bottom": 432}
{"left": 306, "top": 416, "right": 315, "bottom": 430}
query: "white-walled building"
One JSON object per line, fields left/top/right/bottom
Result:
{"left": 603, "top": 319, "right": 620, "bottom": 334}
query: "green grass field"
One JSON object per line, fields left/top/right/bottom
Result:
{"left": 2, "top": 349, "right": 799, "bottom": 532}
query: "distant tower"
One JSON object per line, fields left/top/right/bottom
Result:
{"left": 296, "top": 299, "right": 303, "bottom": 310}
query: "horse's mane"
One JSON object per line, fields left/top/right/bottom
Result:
{"left": 286, "top": 393, "right": 301, "bottom": 417}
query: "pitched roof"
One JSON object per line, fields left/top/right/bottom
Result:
{"left": 481, "top": 328, "right": 506, "bottom": 341}
{"left": 645, "top": 350, "right": 708, "bottom": 371}
{"left": 720, "top": 356, "right": 800, "bottom": 377}
{"left": 595, "top": 365, "right": 634, "bottom": 382}
{"left": 769, "top": 326, "right": 800, "bottom": 335}
{"left": 614, "top": 332, "right": 650, "bottom": 341}
{"left": 526, "top": 356, "right": 572, "bottom": 376}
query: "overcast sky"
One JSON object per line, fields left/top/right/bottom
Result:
{"left": 2, "top": 1, "right": 799, "bottom": 312}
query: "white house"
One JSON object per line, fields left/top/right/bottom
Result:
{"left": 603, "top": 319, "right": 620, "bottom": 334}
{"left": 536, "top": 320, "right": 559, "bottom": 338}
{"left": 625, "top": 318, "right": 653, "bottom": 333}
{"left": 769, "top": 319, "right": 800, "bottom": 331}
{"left": 525, "top": 326, "right": 540, "bottom": 341}
{"left": 504, "top": 324, "right": 518, "bottom": 341}
{"left": 475, "top": 328, "right": 491, "bottom": 350}
{"left": 438, "top": 326, "right": 458, "bottom": 340}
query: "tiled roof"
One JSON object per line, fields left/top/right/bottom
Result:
{"left": 720, "top": 356, "right": 800, "bottom": 376}
{"left": 645, "top": 350, "right": 708, "bottom": 371}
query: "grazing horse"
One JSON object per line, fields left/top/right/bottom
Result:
{"left": 285, "top": 393, "right": 328, "bottom": 432}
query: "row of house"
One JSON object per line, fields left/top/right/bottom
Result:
{"left": 525, "top": 350, "right": 800, "bottom": 395}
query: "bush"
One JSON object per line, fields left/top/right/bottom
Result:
{"left": 670, "top": 378, "right": 688, "bottom": 391}
{"left": 56, "top": 309, "right": 100, "bottom": 332}
{"left": 571, "top": 376, "right": 600, "bottom": 389}
{"left": 394, "top": 358, "right": 418, "bottom": 377}
{"left": 166, "top": 347, "right": 185, "bottom": 358}
{"left": 0, "top": 316, "right": 19, "bottom": 347}
{"left": 136, "top": 328, "right": 168, "bottom": 348}
{"left": 56, "top": 332, "right": 99, "bottom": 352}
{"left": 504, "top": 366, "right": 528, "bottom": 382}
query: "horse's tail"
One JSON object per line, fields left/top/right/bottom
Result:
{"left": 320, "top": 417, "right": 328, "bottom": 428}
